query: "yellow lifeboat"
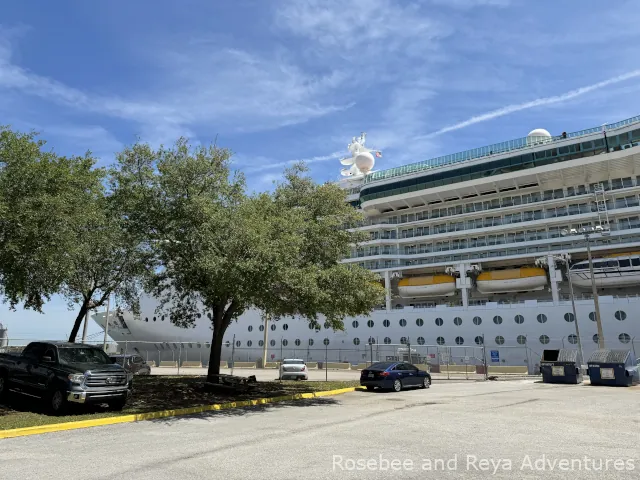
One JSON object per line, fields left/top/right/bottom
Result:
{"left": 397, "top": 275, "right": 456, "bottom": 298}
{"left": 476, "top": 267, "right": 547, "bottom": 294}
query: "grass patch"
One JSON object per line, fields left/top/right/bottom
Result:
{"left": 0, "top": 377, "right": 360, "bottom": 430}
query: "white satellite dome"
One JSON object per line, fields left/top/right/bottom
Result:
{"left": 526, "top": 128, "right": 552, "bottom": 145}
{"left": 355, "top": 151, "right": 375, "bottom": 174}
{"left": 527, "top": 128, "right": 551, "bottom": 138}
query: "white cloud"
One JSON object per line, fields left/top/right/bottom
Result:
{"left": 420, "top": 70, "right": 640, "bottom": 139}
{"left": 0, "top": 26, "right": 351, "bottom": 146}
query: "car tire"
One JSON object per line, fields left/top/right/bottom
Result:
{"left": 47, "top": 387, "right": 67, "bottom": 415}
{"left": 420, "top": 377, "right": 431, "bottom": 389}
{"left": 393, "top": 379, "right": 402, "bottom": 392}
{"left": 366, "top": 386, "right": 375, "bottom": 391}
{"left": 108, "top": 398, "right": 127, "bottom": 411}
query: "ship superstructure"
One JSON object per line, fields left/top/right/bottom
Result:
{"left": 94, "top": 116, "right": 640, "bottom": 370}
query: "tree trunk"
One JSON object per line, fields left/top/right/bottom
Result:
{"left": 68, "top": 299, "right": 90, "bottom": 343}
{"left": 206, "top": 324, "right": 226, "bottom": 379}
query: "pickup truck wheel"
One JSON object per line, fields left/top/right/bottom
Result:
{"left": 108, "top": 398, "right": 127, "bottom": 411}
{"left": 48, "top": 388, "right": 67, "bottom": 415}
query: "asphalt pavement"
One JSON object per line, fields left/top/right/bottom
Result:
{"left": 1, "top": 380, "right": 638, "bottom": 479}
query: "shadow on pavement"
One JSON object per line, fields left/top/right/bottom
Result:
{"left": 148, "top": 397, "right": 341, "bottom": 425}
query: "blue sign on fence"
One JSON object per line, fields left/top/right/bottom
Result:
{"left": 490, "top": 350, "right": 500, "bottom": 362}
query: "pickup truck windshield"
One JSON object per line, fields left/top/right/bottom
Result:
{"left": 58, "top": 347, "right": 112, "bottom": 365}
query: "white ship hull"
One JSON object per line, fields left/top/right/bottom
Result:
{"left": 93, "top": 294, "right": 640, "bottom": 372}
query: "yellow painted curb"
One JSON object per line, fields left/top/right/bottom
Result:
{"left": 0, "top": 386, "right": 364, "bottom": 440}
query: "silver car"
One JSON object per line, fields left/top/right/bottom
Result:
{"left": 279, "top": 359, "right": 308, "bottom": 380}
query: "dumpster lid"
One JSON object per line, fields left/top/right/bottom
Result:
{"left": 588, "top": 349, "right": 630, "bottom": 364}
{"left": 542, "top": 349, "right": 579, "bottom": 363}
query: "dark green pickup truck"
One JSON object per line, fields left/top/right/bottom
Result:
{"left": 0, "top": 341, "right": 132, "bottom": 413}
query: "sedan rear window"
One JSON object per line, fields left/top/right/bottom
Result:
{"left": 367, "top": 362, "right": 395, "bottom": 370}
{"left": 282, "top": 359, "right": 304, "bottom": 365}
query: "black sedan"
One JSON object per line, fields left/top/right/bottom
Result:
{"left": 360, "top": 361, "right": 431, "bottom": 392}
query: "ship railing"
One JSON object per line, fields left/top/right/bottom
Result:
{"left": 364, "top": 115, "right": 640, "bottom": 184}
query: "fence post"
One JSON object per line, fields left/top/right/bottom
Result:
{"left": 482, "top": 334, "right": 487, "bottom": 380}
{"left": 178, "top": 343, "right": 182, "bottom": 375}
{"left": 325, "top": 342, "right": 328, "bottom": 382}
{"left": 231, "top": 334, "right": 236, "bottom": 375}
{"left": 370, "top": 342, "right": 373, "bottom": 366}
{"left": 407, "top": 339, "right": 412, "bottom": 365}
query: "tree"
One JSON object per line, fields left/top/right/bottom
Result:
{"left": 112, "top": 138, "right": 384, "bottom": 380}
{"left": 0, "top": 127, "right": 103, "bottom": 311}
{"left": 62, "top": 191, "right": 153, "bottom": 343}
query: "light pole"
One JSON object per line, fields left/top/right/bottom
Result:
{"left": 561, "top": 226, "right": 607, "bottom": 349}
{"left": 102, "top": 295, "right": 111, "bottom": 352}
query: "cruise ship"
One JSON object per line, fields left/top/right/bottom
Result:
{"left": 93, "top": 115, "right": 640, "bottom": 372}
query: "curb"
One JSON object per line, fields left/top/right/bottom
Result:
{"left": 0, "top": 386, "right": 364, "bottom": 440}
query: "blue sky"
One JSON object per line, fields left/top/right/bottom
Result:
{"left": 2, "top": 0, "right": 640, "bottom": 340}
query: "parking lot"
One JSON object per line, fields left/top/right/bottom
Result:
{"left": 1, "top": 379, "right": 638, "bottom": 479}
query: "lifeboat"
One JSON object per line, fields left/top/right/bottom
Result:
{"left": 476, "top": 267, "right": 547, "bottom": 294}
{"left": 397, "top": 275, "right": 456, "bottom": 298}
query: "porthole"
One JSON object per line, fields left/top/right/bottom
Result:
{"left": 353, "top": 338, "right": 360, "bottom": 345}
{"left": 592, "top": 334, "right": 599, "bottom": 344}
{"left": 517, "top": 335, "right": 527, "bottom": 345}
{"left": 493, "top": 316, "right": 503, "bottom": 325}
{"left": 270, "top": 339, "right": 275, "bottom": 346}
{"left": 474, "top": 336, "right": 483, "bottom": 345}
{"left": 435, "top": 318, "right": 443, "bottom": 326}
{"left": 283, "top": 324, "right": 289, "bottom": 331}
{"left": 417, "top": 336, "right": 425, "bottom": 345}
{"left": 153, "top": 316, "right": 156, "bottom": 322}
{"left": 416, "top": 318, "right": 424, "bottom": 327}
{"left": 224, "top": 341, "right": 230, "bottom": 347}
{"left": 619, "top": 333, "right": 631, "bottom": 344}
{"left": 399, "top": 319, "right": 407, "bottom": 327}
{"left": 247, "top": 340, "right": 252, "bottom": 347}
{"left": 323, "top": 338, "right": 330, "bottom": 346}
{"left": 282, "top": 339, "right": 288, "bottom": 346}
{"left": 537, "top": 314, "right": 547, "bottom": 324}
{"left": 145, "top": 317, "right": 149, "bottom": 322}
{"left": 308, "top": 323, "right": 314, "bottom": 330}
{"left": 248, "top": 325, "right": 253, "bottom": 332}
{"left": 368, "top": 337, "right": 376, "bottom": 344}
{"left": 196, "top": 313, "right": 201, "bottom": 319}
{"left": 400, "top": 337, "right": 407, "bottom": 345}
{"left": 324, "top": 321, "right": 330, "bottom": 329}
{"left": 455, "top": 336, "right": 464, "bottom": 345}
{"left": 473, "top": 316, "right": 482, "bottom": 325}
{"left": 309, "top": 339, "right": 314, "bottom": 346}
{"left": 383, "top": 319, "right": 390, "bottom": 327}
{"left": 589, "top": 312, "right": 596, "bottom": 321}
{"left": 270, "top": 324, "right": 276, "bottom": 331}
{"left": 568, "top": 334, "right": 577, "bottom": 344}
{"left": 352, "top": 320, "right": 359, "bottom": 328}
{"left": 564, "top": 313, "right": 574, "bottom": 323}
{"left": 436, "top": 337, "right": 445, "bottom": 345}
{"left": 367, "top": 320, "right": 374, "bottom": 328}
{"left": 615, "top": 310, "right": 627, "bottom": 321}
{"left": 514, "top": 315, "right": 524, "bottom": 324}
{"left": 295, "top": 339, "right": 301, "bottom": 346}
{"left": 258, "top": 340, "right": 264, "bottom": 347}
{"left": 259, "top": 325, "right": 265, "bottom": 332}
{"left": 384, "top": 337, "right": 391, "bottom": 344}
{"left": 161, "top": 315, "right": 165, "bottom": 321}
{"left": 495, "top": 335, "right": 505, "bottom": 345}
{"left": 539, "top": 335, "right": 550, "bottom": 345}
{"left": 454, "top": 317, "right": 462, "bottom": 326}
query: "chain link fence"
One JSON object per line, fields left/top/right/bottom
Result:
{"left": 4, "top": 335, "right": 636, "bottom": 378}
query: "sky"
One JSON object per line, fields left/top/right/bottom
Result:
{"left": 2, "top": 0, "right": 640, "bottom": 340}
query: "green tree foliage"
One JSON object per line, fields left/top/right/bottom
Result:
{"left": 63, "top": 192, "right": 153, "bottom": 343}
{"left": 113, "top": 138, "right": 384, "bottom": 379}
{"left": 0, "top": 127, "right": 103, "bottom": 311}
